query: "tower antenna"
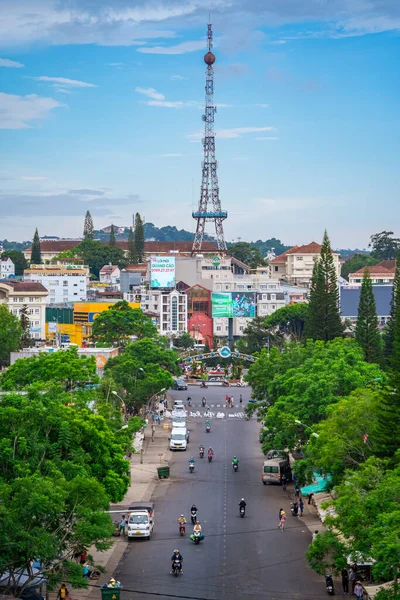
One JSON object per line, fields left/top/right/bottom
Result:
{"left": 191, "top": 22, "right": 227, "bottom": 255}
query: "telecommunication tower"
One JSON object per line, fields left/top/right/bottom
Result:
{"left": 192, "top": 23, "right": 227, "bottom": 254}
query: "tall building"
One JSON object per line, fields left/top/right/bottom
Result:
{"left": 24, "top": 264, "right": 89, "bottom": 304}
{"left": 0, "top": 281, "right": 48, "bottom": 339}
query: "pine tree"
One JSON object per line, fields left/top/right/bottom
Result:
{"left": 377, "top": 268, "right": 400, "bottom": 456}
{"left": 128, "top": 227, "right": 138, "bottom": 264}
{"left": 355, "top": 269, "right": 383, "bottom": 364}
{"left": 31, "top": 228, "right": 42, "bottom": 264}
{"left": 305, "top": 230, "right": 343, "bottom": 341}
{"left": 383, "top": 248, "right": 400, "bottom": 361}
{"left": 83, "top": 210, "right": 94, "bottom": 239}
{"left": 134, "top": 213, "right": 145, "bottom": 263}
{"left": 109, "top": 224, "right": 116, "bottom": 247}
{"left": 19, "top": 305, "right": 32, "bottom": 348}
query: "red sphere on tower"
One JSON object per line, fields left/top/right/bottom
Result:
{"left": 204, "top": 51, "right": 216, "bottom": 65}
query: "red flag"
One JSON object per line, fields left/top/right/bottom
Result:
{"left": 362, "top": 433, "right": 369, "bottom": 444}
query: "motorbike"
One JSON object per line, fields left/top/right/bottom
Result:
{"left": 206, "top": 425, "right": 211, "bottom": 433}
{"left": 187, "top": 397, "right": 191, "bottom": 407}
{"left": 236, "top": 381, "right": 245, "bottom": 387}
{"left": 239, "top": 505, "right": 245, "bottom": 518}
{"left": 232, "top": 463, "right": 238, "bottom": 472}
{"left": 222, "top": 381, "right": 230, "bottom": 387}
{"left": 190, "top": 530, "right": 204, "bottom": 545}
{"left": 207, "top": 452, "right": 213, "bottom": 462}
{"left": 189, "top": 462, "right": 195, "bottom": 473}
{"left": 179, "top": 523, "right": 186, "bottom": 536}
{"left": 290, "top": 502, "right": 298, "bottom": 517}
{"left": 325, "top": 574, "right": 334, "bottom": 595}
{"left": 190, "top": 510, "right": 197, "bottom": 524}
{"left": 200, "top": 382, "right": 208, "bottom": 389}
{"left": 171, "top": 560, "right": 182, "bottom": 577}
{"left": 199, "top": 447, "right": 204, "bottom": 458}
{"left": 201, "top": 398, "right": 206, "bottom": 407}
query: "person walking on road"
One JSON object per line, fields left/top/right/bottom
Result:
{"left": 278, "top": 511, "right": 286, "bottom": 531}
{"left": 239, "top": 394, "right": 243, "bottom": 405}
{"left": 341, "top": 568, "right": 349, "bottom": 594}
{"left": 57, "top": 584, "right": 69, "bottom": 599}
{"left": 349, "top": 565, "right": 357, "bottom": 594}
{"left": 298, "top": 497, "right": 304, "bottom": 516}
{"left": 354, "top": 582, "right": 364, "bottom": 600}
{"left": 278, "top": 508, "right": 284, "bottom": 521}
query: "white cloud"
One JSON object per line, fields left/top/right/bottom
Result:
{"left": 135, "top": 86, "right": 165, "bottom": 100}
{"left": 156, "top": 153, "right": 183, "bottom": 157}
{"left": 188, "top": 126, "right": 277, "bottom": 140}
{"left": 32, "top": 76, "right": 96, "bottom": 88}
{"left": 0, "top": 57, "right": 24, "bottom": 68}
{"left": 147, "top": 99, "right": 201, "bottom": 108}
{"left": 170, "top": 75, "right": 186, "bottom": 80}
{"left": 138, "top": 40, "right": 205, "bottom": 55}
{"left": 21, "top": 176, "right": 49, "bottom": 181}
{"left": 256, "top": 136, "right": 279, "bottom": 141}
{"left": 232, "top": 156, "right": 248, "bottom": 161}
{"left": 0, "top": 92, "right": 64, "bottom": 130}
{"left": 255, "top": 103, "right": 270, "bottom": 108}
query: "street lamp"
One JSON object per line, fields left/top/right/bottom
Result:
{"left": 365, "top": 378, "right": 382, "bottom": 387}
{"left": 294, "top": 419, "right": 319, "bottom": 438}
{"left": 115, "top": 424, "right": 129, "bottom": 433}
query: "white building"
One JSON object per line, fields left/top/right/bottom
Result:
{"left": 159, "top": 289, "right": 187, "bottom": 335}
{"left": 0, "top": 281, "right": 48, "bottom": 339}
{"left": 0, "top": 257, "right": 15, "bottom": 278}
{"left": 24, "top": 264, "right": 89, "bottom": 304}
{"left": 99, "top": 265, "right": 121, "bottom": 285}
{"left": 269, "top": 242, "right": 341, "bottom": 288}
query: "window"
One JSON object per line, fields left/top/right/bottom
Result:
{"left": 239, "top": 326, "right": 244, "bottom": 332}
{"left": 19, "top": 297, "right": 24, "bottom": 303}
{"left": 271, "top": 294, "right": 276, "bottom": 300}
{"left": 12, "top": 309, "right": 18, "bottom": 315}
{"left": 35, "top": 309, "right": 39, "bottom": 314}
{"left": 29, "top": 308, "right": 34, "bottom": 315}
{"left": 262, "top": 304, "right": 267, "bottom": 310}
{"left": 225, "top": 285, "right": 230, "bottom": 290}
{"left": 216, "top": 326, "right": 222, "bottom": 332}
{"left": 171, "top": 296, "right": 178, "bottom": 331}
{"left": 29, "top": 296, "right": 34, "bottom": 302}
{"left": 297, "top": 256, "right": 303, "bottom": 261}
{"left": 74, "top": 283, "right": 77, "bottom": 287}
{"left": 63, "top": 280, "right": 68, "bottom": 286}
{"left": 74, "top": 293, "right": 78, "bottom": 296}
{"left": 274, "top": 266, "right": 279, "bottom": 272}
{"left": 35, "top": 320, "right": 40, "bottom": 326}
{"left": 272, "top": 305, "right": 276, "bottom": 310}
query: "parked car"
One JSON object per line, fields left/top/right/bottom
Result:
{"left": 173, "top": 379, "right": 188, "bottom": 390}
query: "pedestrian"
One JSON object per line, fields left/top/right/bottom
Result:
{"left": 119, "top": 515, "right": 126, "bottom": 535}
{"left": 278, "top": 507, "right": 284, "bottom": 521}
{"left": 226, "top": 394, "right": 229, "bottom": 403}
{"left": 295, "top": 486, "right": 300, "bottom": 498}
{"left": 239, "top": 394, "right": 243, "bottom": 404}
{"left": 349, "top": 565, "right": 357, "bottom": 594}
{"left": 354, "top": 581, "right": 364, "bottom": 600}
{"left": 79, "top": 550, "right": 88, "bottom": 565}
{"left": 298, "top": 497, "right": 304, "bottom": 516}
{"left": 307, "top": 492, "right": 314, "bottom": 505}
{"left": 57, "top": 584, "right": 69, "bottom": 599}
{"left": 312, "top": 530, "right": 319, "bottom": 542}
{"left": 341, "top": 567, "right": 349, "bottom": 594}
{"left": 230, "top": 395, "right": 234, "bottom": 407}
{"left": 278, "top": 511, "right": 286, "bottom": 531}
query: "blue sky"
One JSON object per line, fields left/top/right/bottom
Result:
{"left": 0, "top": 0, "right": 399, "bottom": 247}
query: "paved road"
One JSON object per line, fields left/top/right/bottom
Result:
{"left": 115, "top": 388, "right": 327, "bottom": 600}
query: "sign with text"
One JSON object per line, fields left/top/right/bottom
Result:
{"left": 212, "top": 292, "right": 256, "bottom": 318}
{"left": 150, "top": 256, "right": 176, "bottom": 288}
{"left": 212, "top": 292, "right": 233, "bottom": 318}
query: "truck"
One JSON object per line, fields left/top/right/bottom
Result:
{"left": 108, "top": 502, "right": 155, "bottom": 540}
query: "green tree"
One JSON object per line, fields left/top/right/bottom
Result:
{"left": 0, "top": 346, "right": 98, "bottom": 391}
{"left": 0, "top": 305, "right": 23, "bottom": 367}
{"left": 369, "top": 230, "right": 400, "bottom": 261}
{"left": 31, "top": 227, "right": 42, "bottom": 264}
{"left": 69, "top": 239, "right": 127, "bottom": 278}
{"left": 355, "top": 269, "right": 383, "bottom": 364}
{"left": 83, "top": 210, "right": 94, "bottom": 239}
{"left": 264, "top": 303, "right": 309, "bottom": 343}
{"left": 91, "top": 301, "right": 157, "bottom": 347}
{"left": 134, "top": 213, "right": 145, "bottom": 262}
{"left": 105, "top": 339, "right": 180, "bottom": 406}
{"left": 109, "top": 224, "right": 116, "bottom": 247}
{"left": 383, "top": 248, "right": 400, "bottom": 361}
{"left": 19, "top": 304, "right": 32, "bottom": 348}
{"left": 173, "top": 332, "right": 195, "bottom": 350}
{"left": 228, "top": 242, "right": 266, "bottom": 268}
{"left": 1, "top": 250, "right": 28, "bottom": 276}
{"left": 340, "top": 253, "right": 379, "bottom": 281}
{"left": 236, "top": 317, "right": 274, "bottom": 354}
{"left": 305, "top": 230, "right": 343, "bottom": 341}
{"left": 128, "top": 226, "right": 138, "bottom": 264}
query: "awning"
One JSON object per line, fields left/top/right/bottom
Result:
{"left": 300, "top": 473, "right": 331, "bottom": 496}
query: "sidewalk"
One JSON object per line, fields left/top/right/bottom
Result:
{"left": 286, "top": 486, "right": 326, "bottom": 537}
{"left": 49, "top": 421, "right": 171, "bottom": 600}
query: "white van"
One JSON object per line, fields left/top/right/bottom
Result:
{"left": 262, "top": 458, "right": 291, "bottom": 485}
{"left": 170, "top": 427, "right": 188, "bottom": 451}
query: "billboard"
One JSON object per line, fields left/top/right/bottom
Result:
{"left": 212, "top": 292, "right": 256, "bottom": 318}
{"left": 212, "top": 293, "right": 233, "bottom": 318}
{"left": 150, "top": 256, "right": 176, "bottom": 288}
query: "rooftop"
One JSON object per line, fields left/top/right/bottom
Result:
{"left": 99, "top": 265, "right": 119, "bottom": 274}
{"left": 350, "top": 265, "right": 395, "bottom": 276}
{"left": 0, "top": 281, "right": 48, "bottom": 293}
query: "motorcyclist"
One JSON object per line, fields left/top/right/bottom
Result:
{"left": 199, "top": 445, "right": 204, "bottom": 456}
{"left": 239, "top": 394, "right": 243, "bottom": 404}
{"left": 171, "top": 549, "right": 183, "bottom": 573}
{"left": 208, "top": 447, "right": 214, "bottom": 456}
{"left": 190, "top": 504, "right": 198, "bottom": 514}
{"left": 193, "top": 520, "right": 202, "bottom": 534}
{"left": 188, "top": 457, "right": 195, "bottom": 466}
{"left": 239, "top": 498, "right": 246, "bottom": 509}
{"left": 187, "top": 396, "right": 191, "bottom": 406}
{"left": 201, "top": 397, "right": 206, "bottom": 406}
{"left": 178, "top": 514, "right": 187, "bottom": 525}
{"left": 232, "top": 456, "right": 239, "bottom": 466}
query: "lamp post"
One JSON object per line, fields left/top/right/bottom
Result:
{"left": 112, "top": 390, "right": 126, "bottom": 419}
{"left": 365, "top": 377, "right": 382, "bottom": 387}
{"left": 294, "top": 419, "right": 319, "bottom": 439}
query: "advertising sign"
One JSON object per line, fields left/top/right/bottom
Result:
{"left": 212, "top": 293, "right": 233, "bottom": 318}
{"left": 231, "top": 292, "right": 256, "bottom": 317}
{"left": 150, "top": 256, "right": 176, "bottom": 288}
{"left": 212, "top": 292, "right": 256, "bottom": 318}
